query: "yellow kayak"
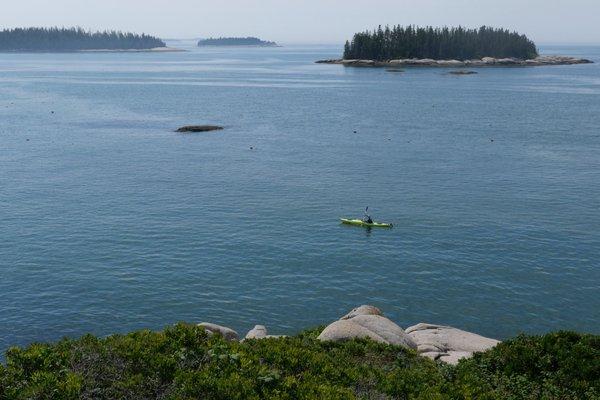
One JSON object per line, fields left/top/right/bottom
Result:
{"left": 340, "top": 218, "right": 393, "bottom": 228}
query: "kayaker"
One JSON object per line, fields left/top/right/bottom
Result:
{"left": 363, "top": 207, "right": 374, "bottom": 224}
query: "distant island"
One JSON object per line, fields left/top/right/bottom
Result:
{"left": 317, "top": 25, "right": 592, "bottom": 67}
{"left": 0, "top": 27, "right": 168, "bottom": 52}
{"left": 344, "top": 26, "right": 538, "bottom": 61}
{"left": 197, "top": 37, "right": 278, "bottom": 47}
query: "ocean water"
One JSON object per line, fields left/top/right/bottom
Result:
{"left": 1, "top": 42, "right": 599, "bottom": 354}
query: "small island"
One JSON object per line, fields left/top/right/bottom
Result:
{"left": 317, "top": 25, "right": 592, "bottom": 67}
{"left": 176, "top": 125, "right": 224, "bottom": 133}
{"left": 197, "top": 37, "right": 278, "bottom": 47}
{"left": 0, "top": 27, "right": 170, "bottom": 52}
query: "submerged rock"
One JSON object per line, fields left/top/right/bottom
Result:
{"left": 198, "top": 322, "right": 239, "bottom": 341}
{"left": 318, "top": 305, "right": 417, "bottom": 349}
{"left": 406, "top": 323, "right": 500, "bottom": 365}
{"left": 176, "top": 125, "right": 224, "bottom": 133}
{"left": 448, "top": 70, "right": 478, "bottom": 75}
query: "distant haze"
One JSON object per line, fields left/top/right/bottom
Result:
{"left": 1, "top": 0, "right": 599, "bottom": 44}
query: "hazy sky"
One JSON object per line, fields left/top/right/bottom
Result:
{"left": 2, "top": 0, "right": 599, "bottom": 44}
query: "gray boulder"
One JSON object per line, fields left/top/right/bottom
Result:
{"left": 244, "top": 325, "right": 287, "bottom": 340}
{"left": 341, "top": 305, "right": 382, "bottom": 319}
{"left": 198, "top": 322, "right": 239, "bottom": 341}
{"left": 318, "top": 305, "right": 417, "bottom": 349}
{"left": 245, "top": 325, "right": 268, "bottom": 339}
{"left": 406, "top": 323, "right": 500, "bottom": 365}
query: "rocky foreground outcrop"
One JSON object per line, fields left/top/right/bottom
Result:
{"left": 317, "top": 305, "right": 417, "bottom": 349}
{"left": 198, "top": 322, "right": 239, "bottom": 341}
{"left": 406, "top": 323, "right": 500, "bottom": 365}
{"left": 316, "top": 55, "right": 593, "bottom": 68}
{"left": 244, "top": 325, "right": 286, "bottom": 340}
{"left": 198, "top": 305, "right": 500, "bottom": 365}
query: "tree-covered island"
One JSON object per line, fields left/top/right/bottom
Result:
{"left": 198, "top": 37, "right": 278, "bottom": 47}
{"left": 344, "top": 25, "right": 538, "bottom": 60}
{"left": 0, "top": 27, "right": 166, "bottom": 52}
{"left": 317, "top": 25, "right": 592, "bottom": 67}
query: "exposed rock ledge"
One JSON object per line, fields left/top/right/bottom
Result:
{"left": 176, "top": 125, "right": 224, "bottom": 133}
{"left": 201, "top": 305, "right": 500, "bottom": 365}
{"left": 316, "top": 55, "right": 593, "bottom": 68}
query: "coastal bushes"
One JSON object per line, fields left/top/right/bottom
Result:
{"left": 1, "top": 325, "right": 598, "bottom": 399}
{"left": 0, "top": 27, "right": 165, "bottom": 51}
{"left": 343, "top": 25, "right": 538, "bottom": 61}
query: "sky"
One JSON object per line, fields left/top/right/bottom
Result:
{"left": 1, "top": 0, "right": 599, "bottom": 44}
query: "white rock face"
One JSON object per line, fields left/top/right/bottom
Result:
{"left": 243, "top": 325, "right": 287, "bottom": 340}
{"left": 406, "top": 323, "right": 500, "bottom": 365}
{"left": 198, "top": 322, "right": 239, "bottom": 341}
{"left": 318, "top": 305, "right": 417, "bottom": 349}
{"left": 245, "top": 325, "right": 268, "bottom": 339}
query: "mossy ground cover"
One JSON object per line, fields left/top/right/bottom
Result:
{"left": 1, "top": 325, "right": 598, "bottom": 399}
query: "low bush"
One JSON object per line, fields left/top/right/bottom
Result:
{"left": 1, "top": 325, "right": 597, "bottom": 399}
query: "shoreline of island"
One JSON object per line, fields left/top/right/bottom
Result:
{"left": 0, "top": 47, "right": 185, "bottom": 54}
{"left": 79, "top": 47, "right": 185, "bottom": 53}
{"left": 316, "top": 55, "right": 593, "bottom": 68}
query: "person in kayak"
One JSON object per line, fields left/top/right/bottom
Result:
{"left": 363, "top": 207, "right": 374, "bottom": 224}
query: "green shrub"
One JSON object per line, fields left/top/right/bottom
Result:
{"left": 451, "top": 331, "right": 600, "bottom": 400}
{"left": 1, "top": 326, "right": 598, "bottom": 399}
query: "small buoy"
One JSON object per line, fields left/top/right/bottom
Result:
{"left": 491, "top": 139, "right": 494, "bottom": 142}
{"left": 51, "top": 111, "right": 54, "bottom": 114}
{"left": 26, "top": 139, "right": 30, "bottom": 141}
{"left": 250, "top": 146, "right": 254, "bottom": 150}
{"left": 353, "top": 130, "right": 357, "bottom": 133}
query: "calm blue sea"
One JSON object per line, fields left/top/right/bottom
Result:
{"left": 1, "top": 42, "right": 599, "bottom": 354}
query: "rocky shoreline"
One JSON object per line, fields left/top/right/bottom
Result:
{"left": 316, "top": 55, "right": 593, "bottom": 68}
{"left": 199, "top": 304, "right": 500, "bottom": 365}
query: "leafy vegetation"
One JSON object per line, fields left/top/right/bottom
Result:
{"left": 197, "top": 37, "right": 278, "bottom": 47}
{"left": 0, "top": 326, "right": 597, "bottom": 399}
{"left": 343, "top": 25, "right": 539, "bottom": 61}
{"left": 0, "top": 27, "right": 165, "bottom": 52}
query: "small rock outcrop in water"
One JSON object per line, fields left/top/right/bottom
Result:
{"left": 176, "top": 125, "right": 224, "bottom": 133}
{"left": 316, "top": 56, "right": 593, "bottom": 68}
{"left": 317, "top": 305, "right": 418, "bottom": 349}
{"left": 448, "top": 70, "right": 478, "bottom": 75}
{"left": 198, "top": 322, "right": 239, "bottom": 341}
{"left": 406, "top": 323, "right": 500, "bottom": 365}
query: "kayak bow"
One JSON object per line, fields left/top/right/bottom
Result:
{"left": 340, "top": 218, "right": 393, "bottom": 228}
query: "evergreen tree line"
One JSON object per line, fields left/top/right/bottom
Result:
{"left": 343, "top": 25, "right": 538, "bottom": 61}
{"left": 198, "top": 37, "right": 277, "bottom": 46}
{"left": 0, "top": 27, "right": 165, "bottom": 51}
